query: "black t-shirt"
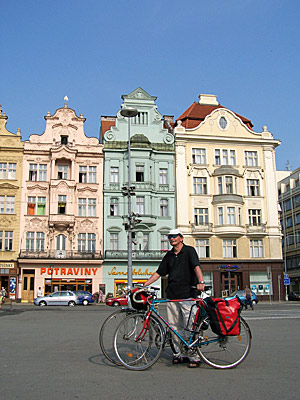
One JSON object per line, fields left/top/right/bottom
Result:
{"left": 156, "top": 244, "right": 200, "bottom": 300}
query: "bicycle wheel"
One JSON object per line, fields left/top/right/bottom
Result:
{"left": 197, "top": 316, "right": 252, "bottom": 369}
{"left": 99, "top": 308, "right": 136, "bottom": 365}
{"left": 114, "top": 312, "right": 164, "bottom": 371}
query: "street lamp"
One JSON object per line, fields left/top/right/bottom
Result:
{"left": 120, "top": 107, "right": 138, "bottom": 290}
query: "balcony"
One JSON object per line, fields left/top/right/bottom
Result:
{"left": 191, "top": 223, "right": 213, "bottom": 234}
{"left": 49, "top": 214, "right": 75, "bottom": 229}
{"left": 19, "top": 250, "right": 102, "bottom": 259}
{"left": 214, "top": 225, "right": 245, "bottom": 237}
{"left": 105, "top": 250, "right": 168, "bottom": 260}
{"left": 212, "top": 194, "right": 244, "bottom": 205}
{"left": 246, "top": 224, "right": 266, "bottom": 234}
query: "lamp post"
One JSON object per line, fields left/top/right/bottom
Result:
{"left": 120, "top": 107, "right": 138, "bottom": 290}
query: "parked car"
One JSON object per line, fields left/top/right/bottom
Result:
{"left": 34, "top": 291, "right": 82, "bottom": 307}
{"left": 288, "top": 292, "right": 300, "bottom": 301}
{"left": 106, "top": 295, "right": 128, "bottom": 307}
{"left": 225, "top": 290, "right": 258, "bottom": 305}
{"left": 73, "top": 290, "right": 94, "bottom": 306}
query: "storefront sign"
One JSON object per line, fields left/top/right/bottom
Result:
{"left": 108, "top": 266, "right": 152, "bottom": 276}
{"left": 40, "top": 267, "right": 98, "bottom": 276}
{"left": 219, "top": 264, "right": 240, "bottom": 272}
{"left": 0, "top": 263, "right": 14, "bottom": 269}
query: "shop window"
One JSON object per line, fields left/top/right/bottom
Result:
{"left": 250, "top": 271, "right": 272, "bottom": 295}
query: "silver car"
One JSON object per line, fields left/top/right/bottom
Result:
{"left": 34, "top": 291, "right": 81, "bottom": 307}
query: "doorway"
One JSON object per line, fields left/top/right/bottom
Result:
{"left": 22, "top": 270, "right": 35, "bottom": 302}
{"left": 221, "top": 272, "right": 242, "bottom": 296}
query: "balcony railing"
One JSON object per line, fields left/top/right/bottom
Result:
{"left": 19, "top": 250, "right": 102, "bottom": 259}
{"left": 105, "top": 250, "right": 168, "bottom": 260}
{"left": 246, "top": 223, "right": 266, "bottom": 233}
{"left": 191, "top": 223, "right": 213, "bottom": 233}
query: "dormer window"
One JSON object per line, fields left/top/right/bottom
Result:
{"left": 61, "top": 135, "right": 68, "bottom": 145}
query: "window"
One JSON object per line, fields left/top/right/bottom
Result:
{"left": 0, "top": 196, "right": 15, "bottom": 214}
{"left": 58, "top": 165, "right": 68, "bottom": 179}
{"left": 26, "top": 232, "right": 35, "bottom": 252}
{"left": 61, "top": 135, "right": 68, "bottom": 145}
{"left": 27, "top": 197, "right": 46, "bottom": 215}
{"left": 132, "top": 112, "right": 148, "bottom": 125}
{"left": 218, "top": 207, "right": 224, "bottom": 225}
{"left": 218, "top": 176, "right": 234, "bottom": 194}
{"left": 79, "top": 166, "right": 87, "bottom": 183}
{"left": 136, "top": 197, "right": 145, "bottom": 215}
{"left": 29, "top": 164, "right": 47, "bottom": 181}
{"left": 58, "top": 195, "right": 67, "bottom": 214}
{"left": 110, "top": 233, "right": 118, "bottom": 250}
{"left": 78, "top": 233, "right": 96, "bottom": 252}
{"left": 161, "top": 234, "right": 169, "bottom": 250}
{"left": 193, "top": 177, "right": 207, "bottom": 194}
{"left": 192, "top": 148, "right": 206, "bottom": 164}
{"left": 245, "top": 151, "right": 258, "bottom": 167}
{"left": 0, "top": 163, "right": 7, "bottom": 179}
{"left": 159, "top": 169, "right": 168, "bottom": 184}
{"left": 110, "top": 167, "right": 119, "bottom": 183}
{"left": 136, "top": 165, "right": 144, "bottom": 182}
{"left": 227, "top": 207, "right": 236, "bottom": 225}
{"left": 293, "top": 195, "right": 300, "bottom": 208}
{"left": 4, "top": 231, "right": 13, "bottom": 251}
{"left": 8, "top": 163, "right": 17, "bottom": 179}
{"left": 88, "top": 166, "right": 97, "bottom": 183}
{"left": 286, "top": 216, "right": 293, "bottom": 228}
{"left": 195, "top": 239, "right": 210, "bottom": 258}
{"left": 219, "top": 116, "right": 228, "bottom": 130}
{"left": 215, "top": 149, "right": 236, "bottom": 166}
{"left": 29, "top": 164, "right": 38, "bottom": 181}
{"left": 194, "top": 208, "right": 208, "bottom": 225}
{"left": 110, "top": 198, "right": 119, "bottom": 216}
{"left": 88, "top": 198, "right": 96, "bottom": 217}
{"left": 36, "top": 232, "right": 45, "bottom": 252}
{"left": 56, "top": 234, "right": 66, "bottom": 250}
{"left": 160, "top": 199, "right": 168, "bottom": 217}
{"left": 250, "top": 239, "right": 264, "bottom": 258}
{"left": 247, "top": 179, "right": 260, "bottom": 196}
{"left": 284, "top": 199, "right": 291, "bottom": 211}
{"left": 143, "top": 233, "right": 149, "bottom": 250}
{"left": 223, "top": 239, "right": 237, "bottom": 258}
{"left": 296, "top": 213, "right": 300, "bottom": 225}
{"left": 248, "top": 209, "right": 261, "bottom": 225}
{"left": 78, "top": 198, "right": 86, "bottom": 216}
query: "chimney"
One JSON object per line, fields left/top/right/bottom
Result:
{"left": 198, "top": 94, "right": 219, "bottom": 105}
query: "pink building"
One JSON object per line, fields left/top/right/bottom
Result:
{"left": 18, "top": 101, "right": 104, "bottom": 302}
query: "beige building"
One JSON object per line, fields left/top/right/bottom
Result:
{"left": 174, "top": 94, "right": 283, "bottom": 300}
{"left": 18, "top": 101, "right": 104, "bottom": 302}
{"left": 0, "top": 106, "right": 24, "bottom": 300}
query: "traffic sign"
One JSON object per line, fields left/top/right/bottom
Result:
{"left": 284, "top": 278, "right": 290, "bottom": 285}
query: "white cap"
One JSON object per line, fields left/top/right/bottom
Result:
{"left": 168, "top": 228, "right": 183, "bottom": 237}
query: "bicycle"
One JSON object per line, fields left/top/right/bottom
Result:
{"left": 113, "top": 286, "right": 252, "bottom": 371}
{"left": 99, "top": 287, "right": 175, "bottom": 365}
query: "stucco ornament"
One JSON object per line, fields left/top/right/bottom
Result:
{"left": 104, "top": 130, "right": 116, "bottom": 142}
{"left": 163, "top": 132, "right": 174, "bottom": 144}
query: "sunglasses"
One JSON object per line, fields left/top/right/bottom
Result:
{"left": 168, "top": 234, "right": 179, "bottom": 239}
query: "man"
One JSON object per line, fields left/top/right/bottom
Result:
{"left": 244, "top": 285, "right": 253, "bottom": 310}
{"left": 143, "top": 228, "right": 205, "bottom": 368}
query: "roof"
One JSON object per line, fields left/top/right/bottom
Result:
{"left": 176, "top": 102, "right": 253, "bottom": 130}
{"left": 101, "top": 116, "right": 116, "bottom": 137}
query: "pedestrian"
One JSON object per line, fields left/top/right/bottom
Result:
{"left": 244, "top": 285, "right": 254, "bottom": 310}
{"left": 37, "top": 287, "right": 43, "bottom": 297}
{"left": 143, "top": 228, "right": 205, "bottom": 368}
{"left": 98, "top": 289, "right": 103, "bottom": 303}
{"left": 0, "top": 294, "right": 3, "bottom": 310}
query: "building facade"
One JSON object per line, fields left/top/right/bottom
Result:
{"left": 174, "top": 94, "right": 283, "bottom": 301}
{"left": 0, "top": 106, "right": 24, "bottom": 300}
{"left": 18, "top": 101, "right": 104, "bottom": 302}
{"left": 102, "top": 87, "right": 176, "bottom": 296}
{"left": 278, "top": 168, "right": 300, "bottom": 293}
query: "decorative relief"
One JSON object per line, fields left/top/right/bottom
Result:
{"left": 163, "top": 132, "right": 174, "bottom": 144}
{"left": 104, "top": 130, "right": 116, "bottom": 142}
{"left": 153, "top": 108, "right": 162, "bottom": 121}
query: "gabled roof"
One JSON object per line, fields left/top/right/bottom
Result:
{"left": 176, "top": 102, "right": 253, "bottom": 130}
{"left": 101, "top": 116, "right": 116, "bottom": 137}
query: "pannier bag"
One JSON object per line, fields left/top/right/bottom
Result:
{"left": 205, "top": 297, "right": 242, "bottom": 336}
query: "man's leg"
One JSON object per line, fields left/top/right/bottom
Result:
{"left": 166, "top": 301, "right": 182, "bottom": 357}
{"left": 180, "top": 301, "right": 201, "bottom": 365}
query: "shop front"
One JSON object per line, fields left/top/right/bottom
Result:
{"left": 18, "top": 262, "right": 103, "bottom": 302}
{"left": 102, "top": 261, "right": 160, "bottom": 298}
{"left": 0, "top": 261, "right": 18, "bottom": 300}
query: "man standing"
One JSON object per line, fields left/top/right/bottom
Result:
{"left": 143, "top": 228, "right": 205, "bottom": 368}
{"left": 244, "top": 285, "right": 254, "bottom": 310}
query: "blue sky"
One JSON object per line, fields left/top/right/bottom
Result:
{"left": 1, "top": 0, "right": 300, "bottom": 170}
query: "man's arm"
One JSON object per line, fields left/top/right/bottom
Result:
{"left": 143, "top": 272, "right": 161, "bottom": 287}
{"left": 194, "top": 266, "right": 205, "bottom": 292}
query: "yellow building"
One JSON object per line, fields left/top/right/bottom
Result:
{"left": 174, "top": 94, "right": 283, "bottom": 301}
{"left": 0, "top": 106, "right": 24, "bottom": 300}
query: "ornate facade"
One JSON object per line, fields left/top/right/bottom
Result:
{"left": 174, "top": 94, "right": 283, "bottom": 300}
{"left": 0, "top": 106, "right": 23, "bottom": 300}
{"left": 18, "top": 101, "right": 103, "bottom": 301}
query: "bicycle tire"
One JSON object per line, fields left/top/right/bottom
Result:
{"left": 196, "top": 316, "right": 251, "bottom": 369}
{"left": 99, "top": 308, "right": 137, "bottom": 365}
{"left": 114, "top": 312, "right": 165, "bottom": 371}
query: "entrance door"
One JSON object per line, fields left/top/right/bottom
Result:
{"left": 221, "top": 272, "right": 241, "bottom": 296}
{"left": 22, "top": 272, "right": 35, "bottom": 302}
